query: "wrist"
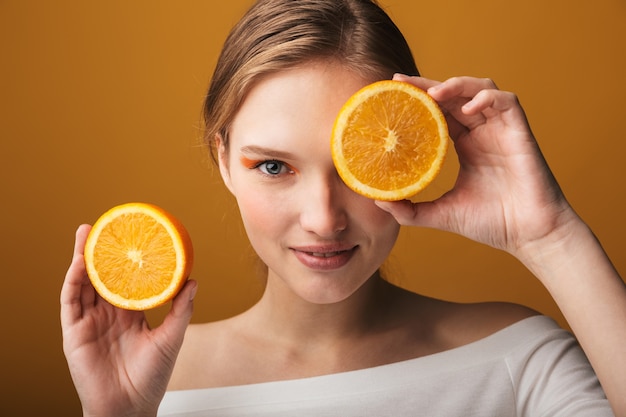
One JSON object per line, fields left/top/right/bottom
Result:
{"left": 512, "top": 209, "right": 591, "bottom": 287}
{"left": 82, "top": 407, "right": 157, "bottom": 417}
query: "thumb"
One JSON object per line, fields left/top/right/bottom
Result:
{"left": 375, "top": 199, "right": 449, "bottom": 230}
{"left": 153, "top": 280, "right": 197, "bottom": 349}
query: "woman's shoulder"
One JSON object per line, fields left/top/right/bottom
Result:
{"left": 168, "top": 317, "right": 243, "bottom": 390}
{"left": 395, "top": 288, "right": 540, "bottom": 351}
{"left": 444, "top": 300, "right": 540, "bottom": 347}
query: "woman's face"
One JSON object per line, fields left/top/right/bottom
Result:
{"left": 219, "top": 61, "right": 400, "bottom": 305}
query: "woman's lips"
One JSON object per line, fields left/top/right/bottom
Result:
{"left": 291, "top": 245, "right": 358, "bottom": 271}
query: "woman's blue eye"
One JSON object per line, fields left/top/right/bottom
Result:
{"left": 258, "top": 160, "right": 288, "bottom": 175}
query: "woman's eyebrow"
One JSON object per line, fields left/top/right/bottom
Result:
{"left": 239, "top": 145, "right": 297, "bottom": 160}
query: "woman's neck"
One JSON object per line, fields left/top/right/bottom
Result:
{"left": 248, "top": 271, "right": 397, "bottom": 350}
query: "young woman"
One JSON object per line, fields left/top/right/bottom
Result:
{"left": 61, "top": 0, "right": 626, "bottom": 415}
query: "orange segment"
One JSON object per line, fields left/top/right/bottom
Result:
{"left": 331, "top": 80, "right": 449, "bottom": 201}
{"left": 84, "top": 202, "right": 193, "bottom": 311}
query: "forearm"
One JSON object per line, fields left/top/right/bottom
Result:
{"left": 517, "top": 215, "right": 626, "bottom": 415}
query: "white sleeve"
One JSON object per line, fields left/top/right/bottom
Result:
{"left": 507, "top": 324, "right": 613, "bottom": 416}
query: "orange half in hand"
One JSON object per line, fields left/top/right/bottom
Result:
{"left": 84, "top": 202, "right": 193, "bottom": 311}
{"left": 331, "top": 80, "right": 449, "bottom": 201}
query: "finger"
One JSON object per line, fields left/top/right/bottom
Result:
{"left": 417, "top": 77, "right": 493, "bottom": 137}
{"left": 375, "top": 199, "right": 418, "bottom": 225}
{"left": 376, "top": 199, "right": 455, "bottom": 232}
{"left": 376, "top": 199, "right": 427, "bottom": 227}
{"left": 60, "top": 225, "right": 93, "bottom": 324}
{"left": 427, "top": 76, "right": 498, "bottom": 102}
{"left": 74, "top": 224, "right": 91, "bottom": 255}
{"left": 392, "top": 73, "right": 441, "bottom": 91}
{"left": 153, "top": 280, "right": 197, "bottom": 351}
{"left": 75, "top": 226, "right": 99, "bottom": 309}
{"left": 462, "top": 88, "right": 523, "bottom": 118}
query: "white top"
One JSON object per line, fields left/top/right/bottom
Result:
{"left": 158, "top": 316, "right": 612, "bottom": 416}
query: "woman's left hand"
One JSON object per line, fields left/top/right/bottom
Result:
{"left": 376, "top": 74, "right": 577, "bottom": 257}
{"left": 376, "top": 75, "right": 626, "bottom": 415}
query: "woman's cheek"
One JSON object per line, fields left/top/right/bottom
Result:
{"left": 236, "top": 189, "right": 290, "bottom": 243}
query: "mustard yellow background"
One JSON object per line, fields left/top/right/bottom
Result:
{"left": 1, "top": 0, "right": 624, "bottom": 414}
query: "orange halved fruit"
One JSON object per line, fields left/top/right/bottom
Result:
{"left": 84, "top": 202, "right": 193, "bottom": 311}
{"left": 331, "top": 80, "right": 449, "bottom": 201}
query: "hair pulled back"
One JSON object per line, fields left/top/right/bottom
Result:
{"left": 203, "top": 0, "right": 419, "bottom": 154}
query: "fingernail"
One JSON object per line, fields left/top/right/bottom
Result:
{"left": 462, "top": 100, "right": 475, "bottom": 111}
{"left": 374, "top": 200, "right": 390, "bottom": 211}
{"left": 393, "top": 73, "right": 410, "bottom": 81}
{"left": 189, "top": 281, "right": 198, "bottom": 301}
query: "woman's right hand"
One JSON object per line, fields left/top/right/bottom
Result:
{"left": 60, "top": 224, "right": 197, "bottom": 417}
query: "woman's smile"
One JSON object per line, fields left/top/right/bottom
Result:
{"left": 290, "top": 244, "right": 359, "bottom": 271}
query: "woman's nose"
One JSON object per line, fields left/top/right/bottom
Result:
{"left": 299, "top": 175, "right": 348, "bottom": 238}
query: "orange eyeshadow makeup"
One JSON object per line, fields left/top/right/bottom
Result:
{"left": 240, "top": 156, "right": 260, "bottom": 169}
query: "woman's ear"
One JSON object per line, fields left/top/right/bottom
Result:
{"left": 215, "top": 134, "right": 234, "bottom": 194}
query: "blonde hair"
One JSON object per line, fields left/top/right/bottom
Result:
{"left": 203, "top": 0, "right": 419, "bottom": 155}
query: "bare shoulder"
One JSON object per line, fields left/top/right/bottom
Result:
{"left": 382, "top": 285, "right": 541, "bottom": 355}
{"left": 168, "top": 318, "right": 236, "bottom": 390}
{"left": 422, "top": 296, "right": 540, "bottom": 349}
